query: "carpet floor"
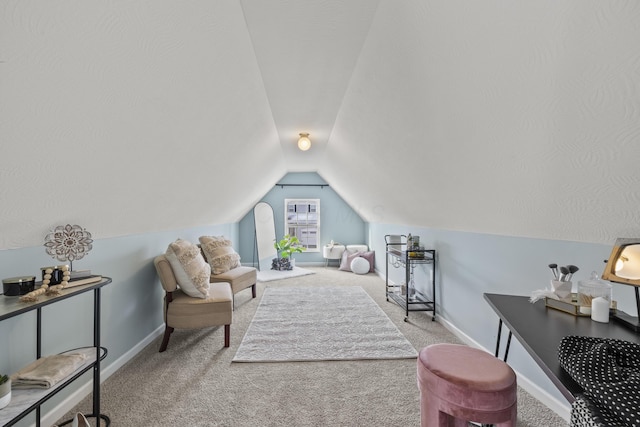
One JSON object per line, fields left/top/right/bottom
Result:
{"left": 256, "top": 266, "right": 315, "bottom": 282}
{"left": 57, "top": 267, "right": 569, "bottom": 426}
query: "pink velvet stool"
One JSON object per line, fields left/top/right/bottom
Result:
{"left": 417, "top": 344, "right": 517, "bottom": 427}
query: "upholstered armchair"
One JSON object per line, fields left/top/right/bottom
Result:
{"left": 198, "top": 236, "right": 257, "bottom": 307}
{"left": 209, "top": 266, "right": 256, "bottom": 305}
{"left": 153, "top": 254, "right": 233, "bottom": 352}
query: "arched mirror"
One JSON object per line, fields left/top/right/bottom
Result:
{"left": 254, "top": 202, "right": 277, "bottom": 271}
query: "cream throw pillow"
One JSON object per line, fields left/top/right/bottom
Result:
{"left": 199, "top": 236, "right": 241, "bottom": 275}
{"left": 165, "top": 239, "right": 210, "bottom": 298}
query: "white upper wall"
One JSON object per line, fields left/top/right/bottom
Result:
{"left": 1, "top": 0, "right": 639, "bottom": 250}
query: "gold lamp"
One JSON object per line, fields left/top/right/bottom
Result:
{"left": 297, "top": 133, "right": 311, "bottom": 151}
{"left": 602, "top": 237, "right": 640, "bottom": 332}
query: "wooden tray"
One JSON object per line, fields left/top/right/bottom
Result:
{"left": 545, "top": 293, "right": 617, "bottom": 316}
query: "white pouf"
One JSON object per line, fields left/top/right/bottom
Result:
{"left": 350, "top": 257, "right": 370, "bottom": 275}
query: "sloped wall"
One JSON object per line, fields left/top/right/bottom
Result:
{"left": 322, "top": 0, "right": 640, "bottom": 244}
{"left": 0, "top": 1, "right": 284, "bottom": 250}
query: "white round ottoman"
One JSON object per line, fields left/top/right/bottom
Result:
{"left": 350, "top": 257, "right": 370, "bottom": 275}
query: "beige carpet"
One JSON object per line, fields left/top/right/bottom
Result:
{"left": 58, "top": 267, "right": 569, "bottom": 426}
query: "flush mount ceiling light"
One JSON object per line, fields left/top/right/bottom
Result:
{"left": 297, "top": 133, "right": 311, "bottom": 151}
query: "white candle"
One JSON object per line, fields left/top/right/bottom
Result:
{"left": 591, "top": 297, "right": 609, "bottom": 323}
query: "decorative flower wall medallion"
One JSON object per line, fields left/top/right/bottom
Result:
{"left": 44, "top": 224, "right": 93, "bottom": 262}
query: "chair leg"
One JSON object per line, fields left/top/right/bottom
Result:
{"left": 159, "top": 325, "right": 174, "bottom": 352}
{"left": 224, "top": 324, "right": 230, "bottom": 347}
{"left": 251, "top": 283, "right": 256, "bottom": 298}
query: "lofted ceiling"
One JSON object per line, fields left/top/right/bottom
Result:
{"left": 240, "top": 0, "right": 380, "bottom": 171}
{"left": 1, "top": 0, "right": 640, "bottom": 250}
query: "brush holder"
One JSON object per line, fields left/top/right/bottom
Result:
{"left": 551, "top": 280, "right": 572, "bottom": 301}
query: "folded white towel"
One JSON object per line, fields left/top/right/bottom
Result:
{"left": 11, "top": 353, "right": 88, "bottom": 389}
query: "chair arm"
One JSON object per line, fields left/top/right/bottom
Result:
{"left": 154, "top": 255, "right": 178, "bottom": 292}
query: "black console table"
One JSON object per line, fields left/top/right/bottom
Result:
{"left": 0, "top": 277, "right": 112, "bottom": 427}
{"left": 484, "top": 293, "right": 640, "bottom": 402}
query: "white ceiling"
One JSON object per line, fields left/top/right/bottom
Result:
{"left": 1, "top": 0, "right": 640, "bottom": 249}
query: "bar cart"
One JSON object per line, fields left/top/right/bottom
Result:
{"left": 385, "top": 235, "right": 436, "bottom": 322}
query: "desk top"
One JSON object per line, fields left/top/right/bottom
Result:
{"left": 484, "top": 293, "right": 640, "bottom": 402}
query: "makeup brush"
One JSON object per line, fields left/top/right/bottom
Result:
{"left": 559, "top": 265, "right": 570, "bottom": 282}
{"left": 548, "top": 263, "right": 558, "bottom": 279}
{"left": 567, "top": 265, "right": 579, "bottom": 281}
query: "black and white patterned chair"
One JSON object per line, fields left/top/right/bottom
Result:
{"left": 559, "top": 336, "right": 640, "bottom": 427}
{"left": 570, "top": 394, "right": 621, "bottom": 427}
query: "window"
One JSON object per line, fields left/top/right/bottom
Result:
{"left": 284, "top": 199, "right": 320, "bottom": 252}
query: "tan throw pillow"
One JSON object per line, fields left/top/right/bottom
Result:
{"left": 165, "top": 239, "right": 210, "bottom": 298}
{"left": 199, "top": 236, "right": 241, "bottom": 275}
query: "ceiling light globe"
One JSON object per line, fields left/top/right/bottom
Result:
{"left": 298, "top": 134, "right": 311, "bottom": 151}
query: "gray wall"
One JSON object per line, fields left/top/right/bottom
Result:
{"left": 367, "top": 222, "right": 632, "bottom": 415}
{"left": 0, "top": 223, "right": 237, "bottom": 426}
{"left": 237, "top": 172, "right": 367, "bottom": 266}
{"left": 2, "top": 215, "right": 634, "bottom": 422}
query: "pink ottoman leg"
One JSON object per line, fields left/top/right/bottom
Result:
{"left": 495, "top": 403, "right": 517, "bottom": 426}
{"left": 420, "top": 391, "right": 469, "bottom": 427}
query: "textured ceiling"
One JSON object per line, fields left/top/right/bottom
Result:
{"left": 1, "top": 0, "right": 640, "bottom": 250}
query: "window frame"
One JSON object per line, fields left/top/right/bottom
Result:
{"left": 284, "top": 198, "right": 320, "bottom": 253}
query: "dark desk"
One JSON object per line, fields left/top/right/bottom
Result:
{"left": 484, "top": 293, "right": 640, "bottom": 402}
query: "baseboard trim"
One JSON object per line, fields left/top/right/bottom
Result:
{"left": 38, "top": 325, "right": 165, "bottom": 427}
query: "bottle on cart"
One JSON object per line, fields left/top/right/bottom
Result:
{"left": 407, "top": 233, "right": 412, "bottom": 250}
{"left": 408, "top": 278, "right": 416, "bottom": 300}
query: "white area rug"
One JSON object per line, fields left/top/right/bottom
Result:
{"left": 256, "top": 266, "right": 315, "bottom": 282}
{"left": 232, "top": 286, "right": 417, "bottom": 362}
